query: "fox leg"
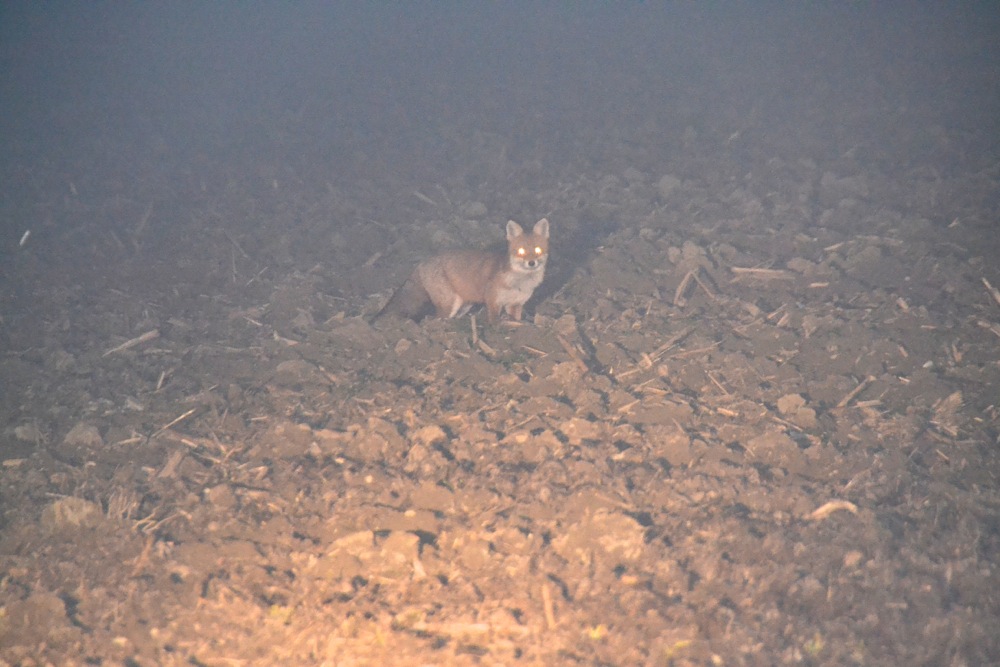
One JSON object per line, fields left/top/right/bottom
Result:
{"left": 485, "top": 301, "right": 502, "bottom": 324}
{"left": 437, "top": 294, "right": 466, "bottom": 319}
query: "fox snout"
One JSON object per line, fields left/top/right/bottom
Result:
{"left": 514, "top": 254, "right": 545, "bottom": 272}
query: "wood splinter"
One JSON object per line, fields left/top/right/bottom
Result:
{"left": 808, "top": 500, "right": 859, "bottom": 521}
{"left": 102, "top": 330, "right": 160, "bottom": 357}
{"left": 673, "top": 268, "right": 717, "bottom": 307}
{"left": 835, "top": 375, "right": 876, "bottom": 409}
{"left": 982, "top": 278, "right": 1000, "bottom": 308}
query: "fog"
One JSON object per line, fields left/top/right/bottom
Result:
{"left": 3, "top": 3, "right": 998, "bottom": 184}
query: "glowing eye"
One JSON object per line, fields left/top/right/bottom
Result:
{"left": 534, "top": 247, "right": 543, "bottom": 255}
{"left": 518, "top": 248, "right": 526, "bottom": 256}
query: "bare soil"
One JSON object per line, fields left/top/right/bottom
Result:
{"left": 1, "top": 8, "right": 999, "bottom": 664}
{"left": 2, "top": 135, "right": 998, "bottom": 666}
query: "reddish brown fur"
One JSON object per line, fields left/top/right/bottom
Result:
{"left": 375, "top": 218, "right": 549, "bottom": 324}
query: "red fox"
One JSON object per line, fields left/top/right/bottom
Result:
{"left": 375, "top": 218, "right": 549, "bottom": 324}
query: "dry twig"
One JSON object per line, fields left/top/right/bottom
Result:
{"left": 982, "top": 278, "right": 1000, "bottom": 308}
{"left": 977, "top": 319, "right": 1000, "bottom": 339}
{"left": 731, "top": 266, "right": 794, "bottom": 280}
{"left": 673, "top": 268, "right": 717, "bottom": 307}
{"left": 542, "top": 582, "right": 557, "bottom": 630}
{"left": 151, "top": 407, "right": 199, "bottom": 438}
{"left": 808, "top": 500, "right": 859, "bottom": 521}
{"left": 556, "top": 333, "right": 590, "bottom": 374}
{"left": 102, "top": 330, "right": 159, "bottom": 357}
{"left": 836, "top": 375, "right": 875, "bottom": 409}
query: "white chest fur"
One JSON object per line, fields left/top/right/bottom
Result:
{"left": 494, "top": 265, "right": 545, "bottom": 307}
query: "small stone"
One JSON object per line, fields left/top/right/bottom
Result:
{"left": 461, "top": 201, "right": 488, "bottom": 218}
{"left": 623, "top": 167, "right": 645, "bottom": 184}
{"left": 657, "top": 174, "right": 682, "bottom": 199}
{"left": 41, "top": 497, "right": 104, "bottom": 532}
{"left": 843, "top": 550, "right": 865, "bottom": 569}
{"left": 63, "top": 422, "right": 103, "bottom": 448}
{"left": 558, "top": 417, "right": 602, "bottom": 445}
{"left": 777, "top": 394, "right": 806, "bottom": 416}
{"left": 411, "top": 424, "right": 447, "bottom": 447}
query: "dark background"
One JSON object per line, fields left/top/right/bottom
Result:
{"left": 3, "top": 2, "right": 998, "bottom": 209}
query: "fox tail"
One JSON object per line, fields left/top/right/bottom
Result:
{"left": 370, "top": 273, "right": 432, "bottom": 323}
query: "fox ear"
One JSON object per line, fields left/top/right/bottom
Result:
{"left": 506, "top": 220, "right": 524, "bottom": 239}
{"left": 533, "top": 218, "right": 549, "bottom": 238}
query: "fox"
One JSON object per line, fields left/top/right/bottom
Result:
{"left": 374, "top": 218, "right": 549, "bottom": 324}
